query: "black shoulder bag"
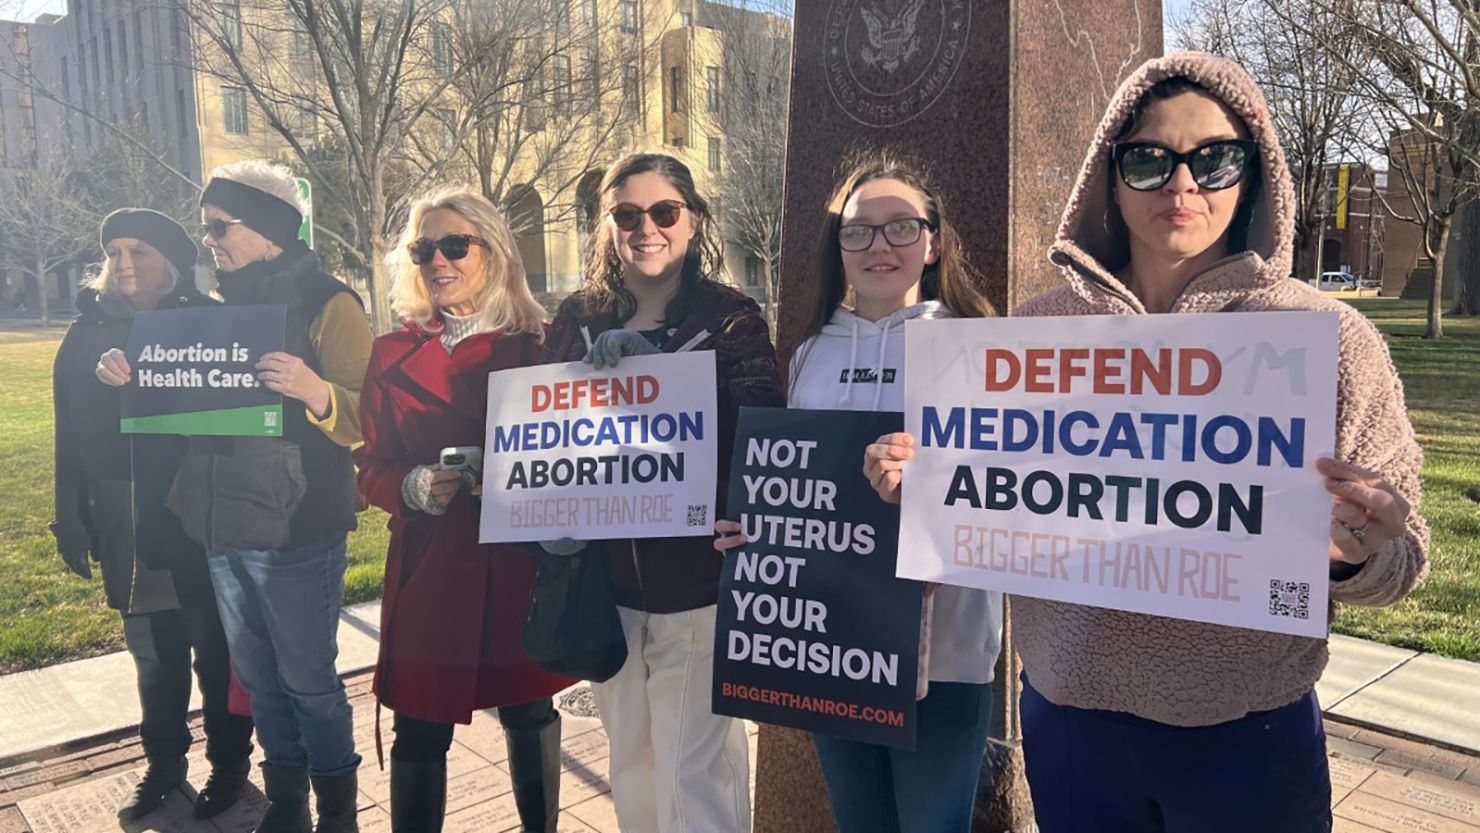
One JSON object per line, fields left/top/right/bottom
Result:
{"left": 521, "top": 540, "right": 629, "bottom": 682}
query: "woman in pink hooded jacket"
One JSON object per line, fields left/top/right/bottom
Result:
{"left": 865, "top": 53, "right": 1428, "bottom": 833}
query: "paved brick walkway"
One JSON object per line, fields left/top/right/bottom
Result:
{"left": 1, "top": 670, "right": 1475, "bottom": 832}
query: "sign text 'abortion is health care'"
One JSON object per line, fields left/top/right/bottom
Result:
{"left": 898, "top": 313, "right": 1339, "bottom": 638}
{"left": 479, "top": 351, "right": 717, "bottom": 543}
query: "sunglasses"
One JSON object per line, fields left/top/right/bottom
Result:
{"left": 1111, "top": 139, "right": 1258, "bottom": 191}
{"left": 408, "top": 234, "right": 487, "bottom": 265}
{"left": 610, "top": 200, "right": 687, "bottom": 232}
{"left": 202, "top": 218, "right": 244, "bottom": 239}
{"left": 837, "top": 217, "right": 936, "bottom": 252}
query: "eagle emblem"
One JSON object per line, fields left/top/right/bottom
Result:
{"left": 860, "top": 0, "right": 925, "bottom": 73}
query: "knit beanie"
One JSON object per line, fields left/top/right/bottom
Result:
{"left": 99, "top": 209, "right": 198, "bottom": 278}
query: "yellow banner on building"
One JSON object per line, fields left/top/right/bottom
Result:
{"left": 1336, "top": 164, "right": 1350, "bottom": 231}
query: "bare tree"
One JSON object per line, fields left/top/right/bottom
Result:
{"left": 1176, "top": 0, "right": 1371, "bottom": 285}
{"left": 704, "top": 0, "right": 791, "bottom": 313}
{"left": 0, "top": 156, "right": 91, "bottom": 325}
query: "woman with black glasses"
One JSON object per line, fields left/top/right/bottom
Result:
{"left": 865, "top": 54, "right": 1427, "bottom": 833}
{"left": 540, "top": 152, "right": 784, "bottom": 833}
{"left": 356, "top": 186, "right": 573, "bottom": 833}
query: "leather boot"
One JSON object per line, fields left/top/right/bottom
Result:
{"left": 390, "top": 757, "right": 447, "bottom": 833}
{"left": 193, "top": 755, "right": 250, "bottom": 819}
{"left": 256, "top": 764, "right": 312, "bottom": 833}
{"left": 311, "top": 770, "right": 360, "bottom": 833}
{"left": 503, "top": 712, "right": 561, "bottom": 833}
{"left": 117, "top": 756, "right": 187, "bottom": 822}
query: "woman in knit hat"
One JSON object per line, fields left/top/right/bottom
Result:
{"left": 53, "top": 209, "right": 254, "bottom": 824}
{"left": 865, "top": 53, "right": 1428, "bottom": 832}
{"left": 97, "top": 160, "right": 373, "bottom": 833}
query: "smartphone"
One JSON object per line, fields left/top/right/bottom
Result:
{"left": 439, "top": 446, "right": 483, "bottom": 480}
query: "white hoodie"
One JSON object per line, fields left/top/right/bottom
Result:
{"left": 789, "top": 301, "right": 1004, "bottom": 684}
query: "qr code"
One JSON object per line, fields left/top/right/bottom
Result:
{"left": 263, "top": 411, "right": 278, "bottom": 428}
{"left": 686, "top": 504, "right": 708, "bottom": 528}
{"left": 1269, "top": 580, "right": 1311, "bottom": 619}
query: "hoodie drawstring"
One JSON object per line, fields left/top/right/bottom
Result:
{"left": 840, "top": 317, "right": 860, "bottom": 407}
{"left": 872, "top": 318, "right": 892, "bottom": 410}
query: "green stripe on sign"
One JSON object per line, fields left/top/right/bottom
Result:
{"left": 121, "top": 405, "right": 284, "bottom": 437}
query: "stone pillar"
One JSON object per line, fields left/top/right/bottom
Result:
{"left": 759, "top": 2, "right": 1161, "bottom": 831}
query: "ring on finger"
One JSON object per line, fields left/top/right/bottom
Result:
{"left": 1349, "top": 522, "right": 1370, "bottom": 542}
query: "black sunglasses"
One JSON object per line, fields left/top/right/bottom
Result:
{"left": 1112, "top": 139, "right": 1258, "bottom": 191}
{"left": 838, "top": 217, "right": 936, "bottom": 252}
{"left": 610, "top": 200, "right": 687, "bottom": 232}
{"left": 202, "top": 218, "right": 244, "bottom": 239}
{"left": 408, "top": 234, "right": 487, "bottom": 265}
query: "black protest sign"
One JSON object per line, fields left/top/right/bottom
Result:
{"left": 121, "top": 305, "right": 286, "bottom": 436}
{"left": 713, "top": 407, "right": 921, "bottom": 749}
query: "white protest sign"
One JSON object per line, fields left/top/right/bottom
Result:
{"left": 898, "top": 313, "right": 1339, "bottom": 638}
{"left": 479, "top": 351, "right": 718, "bottom": 543}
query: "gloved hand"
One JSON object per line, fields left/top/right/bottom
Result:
{"left": 401, "top": 465, "right": 450, "bottom": 516}
{"left": 539, "top": 538, "right": 587, "bottom": 556}
{"left": 49, "top": 518, "right": 93, "bottom": 579}
{"left": 583, "top": 329, "right": 660, "bottom": 369}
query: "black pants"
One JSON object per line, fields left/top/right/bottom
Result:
{"left": 391, "top": 698, "right": 556, "bottom": 762}
{"left": 121, "top": 558, "right": 254, "bottom": 765}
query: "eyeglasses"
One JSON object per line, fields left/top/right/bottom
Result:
{"left": 610, "top": 200, "right": 687, "bottom": 232}
{"left": 837, "top": 217, "right": 936, "bottom": 252}
{"left": 202, "top": 218, "right": 244, "bottom": 239}
{"left": 408, "top": 234, "right": 487, "bottom": 265}
{"left": 1112, "top": 139, "right": 1258, "bottom": 191}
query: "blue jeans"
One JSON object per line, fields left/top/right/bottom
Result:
{"left": 208, "top": 535, "right": 360, "bottom": 776}
{"left": 1020, "top": 679, "right": 1331, "bottom": 833}
{"left": 812, "top": 681, "right": 993, "bottom": 833}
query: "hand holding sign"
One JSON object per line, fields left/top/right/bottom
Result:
{"left": 256, "top": 352, "right": 330, "bottom": 419}
{"left": 1319, "top": 458, "right": 1412, "bottom": 565}
{"left": 863, "top": 432, "right": 914, "bottom": 505}
{"left": 96, "top": 348, "right": 131, "bottom": 387}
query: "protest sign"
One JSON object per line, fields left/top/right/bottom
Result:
{"left": 898, "top": 313, "right": 1340, "bottom": 638}
{"left": 713, "top": 407, "right": 921, "bottom": 750}
{"left": 121, "top": 305, "right": 285, "bottom": 437}
{"left": 479, "top": 351, "right": 718, "bottom": 543}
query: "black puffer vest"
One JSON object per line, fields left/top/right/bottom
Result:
{"left": 172, "top": 242, "right": 363, "bottom": 551}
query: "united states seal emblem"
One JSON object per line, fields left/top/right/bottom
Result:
{"left": 823, "top": 0, "right": 971, "bottom": 128}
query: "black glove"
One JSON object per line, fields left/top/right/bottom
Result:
{"left": 50, "top": 518, "right": 93, "bottom": 580}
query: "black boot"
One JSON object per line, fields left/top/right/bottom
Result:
{"left": 117, "top": 756, "right": 188, "bottom": 822}
{"left": 256, "top": 765, "right": 312, "bottom": 833}
{"left": 193, "top": 755, "right": 250, "bottom": 819}
{"left": 503, "top": 712, "right": 561, "bottom": 833}
{"left": 390, "top": 757, "right": 447, "bottom": 833}
{"left": 311, "top": 770, "right": 360, "bottom": 833}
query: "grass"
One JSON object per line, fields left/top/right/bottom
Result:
{"left": 0, "top": 301, "right": 1476, "bottom": 671}
{"left": 0, "top": 322, "right": 389, "bottom": 674}
{"left": 1330, "top": 301, "right": 1480, "bottom": 660}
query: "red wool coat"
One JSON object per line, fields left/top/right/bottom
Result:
{"left": 355, "top": 325, "right": 572, "bottom": 724}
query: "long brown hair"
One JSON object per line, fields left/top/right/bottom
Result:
{"left": 800, "top": 150, "right": 992, "bottom": 345}
{"left": 578, "top": 152, "right": 725, "bottom": 328}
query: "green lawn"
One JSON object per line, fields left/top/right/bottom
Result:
{"left": 0, "top": 323, "right": 389, "bottom": 674}
{"left": 0, "top": 301, "right": 1475, "bottom": 672}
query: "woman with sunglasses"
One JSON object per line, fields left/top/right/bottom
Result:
{"left": 97, "top": 160, "right": 372, "bottom": 833}
{"left": 540, "top": 152, "right": 784, "bottom": 833}
{"left": 355, "top": 186, "right": 572, "bottom": 833}
{"left": 865, "top": 54, "right": 1427, "bottom": 832}
{"left": 713, "top": 152, "right": 1002, "bottom": 833}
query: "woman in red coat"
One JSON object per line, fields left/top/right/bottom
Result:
{"left": 355, "top": 186, "right": 573, "bottom": 833}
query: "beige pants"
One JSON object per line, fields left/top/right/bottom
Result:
{"left": 591, "top": 604, "right": 752, "bottom": 833}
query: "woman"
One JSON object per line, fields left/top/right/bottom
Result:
{"left": 714, "top": 153, "right": 1002, "bottom": 833}
{"left": 97, "top": 160, "right": 373, "bottom": 833}
{"left": 864, "top": 53, "right": 1429, "bottom": 832}
{"left": 542, "top": 152, "right": 784, "bottom": 833}
{"left": 355, "top": 187, "right": 573, "bottom": 833}
{"left": 53, "top": 210, "right": 253, "bottom": 823}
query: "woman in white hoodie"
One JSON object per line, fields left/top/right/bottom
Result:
{"left": 715, "top": 153, "right": 1003, "bottom": 833}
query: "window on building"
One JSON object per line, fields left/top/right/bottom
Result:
{"left": 431, "top": 22, "right": 453, "bottom": 75}
{"left": 176, "top": 88, "right": 189, "bottom": 139}
{"left": 553, "top": 54, "right": 572, "bottom": 116}
{"left": 291, "top": 24, "right": 312, "bottom": 63}
{"left": 524, "top": 77, "right": 546, "bottom": 131}
{"left": 620, "top": 0, "right": 638, "bottom": 34}
{"left": 118, "top": 19, "right": 129, "bottom": 79}
{"left": 706, "top": 66, "right": 719, "bottom": 113}
{"left": 585, "top": 52, "right": 600, "bottom": 106}
{"left": 622, "top": 63, "right": 639, "bottom": 113}
{"left": 134, "top": 10, "right": 144, "bottom": 72}
{"left": 708, "top": 136, "right": 720, "bottom": 172}
{"left": 575, "top": 0, "right": 596, "bottom": 27}
{"left": 681, "top": 11, "right": 693, "bottom": 26}
{"left": 222, "top": 85, "right": 248, "bottom": 135}
{"left": 670, "top": 65, "right": 683, "bottom": 112}
{"left": 218, "top": 1, "right": 242, "bottom": 50}
{"left": 289, "top": 105, "right": 316, "bottom": 140}
{"left": 745, "top": 256, "right": 762, "bottom": 287}
{"left": 436, "top": 107, "right": 456, "bottom": 148}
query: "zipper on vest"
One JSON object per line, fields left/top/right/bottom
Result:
{"left": 630, "top": 539, "right": 645, "bottom": 605}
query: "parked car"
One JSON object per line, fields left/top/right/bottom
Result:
{"left": 1313, "top": 271, "right": 1358, "bottom": 292}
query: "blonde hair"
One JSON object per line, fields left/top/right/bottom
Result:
{"left": 209, "top": 159, "right": 307, "bottom": 214}
{"left": 387, "top": 186, "right": 546, "bottom": 338}
{"left": 89, "top": 250, "right": 182, "bottom": 297}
